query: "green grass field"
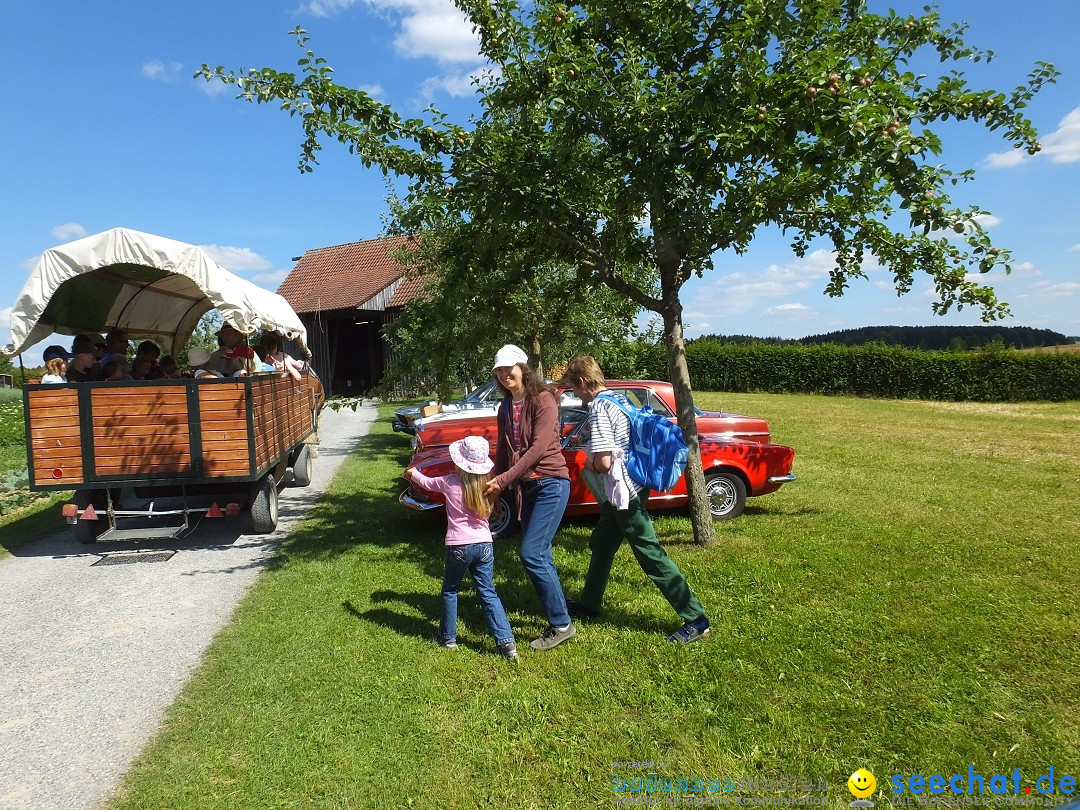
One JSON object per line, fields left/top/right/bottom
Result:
{"left": 44, "top": 393, "right": 1080, "bottom": 808}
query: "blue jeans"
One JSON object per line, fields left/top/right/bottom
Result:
{"left": 440, "top": 542, "right": 515, "bottom": 646}
{"left": 518, "top": 476, "right": 571, "bottom": 627}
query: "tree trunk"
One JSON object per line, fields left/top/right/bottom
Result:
{"left": 529, "top": 332, "right": 544, "bottom": 379}
{"left": 660, "top": 299, "right": 715, "bottom": 547}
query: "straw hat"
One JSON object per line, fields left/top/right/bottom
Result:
{"left": 188, "top": 347, "right": 212, "bottom": 367}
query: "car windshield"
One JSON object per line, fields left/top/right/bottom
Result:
{"left": 461, "top": 378, "right": 500, "bottom": 405}
{"left": 556, "top": 386, "right": 677, "bottom": 417}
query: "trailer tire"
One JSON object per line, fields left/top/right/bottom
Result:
{"left": 250, "top": 475, "right": 279, "bottom": 534}
{"left": 291, "top": 444, "right": 313, "bottom": 488}
{"left": 73, "top": 489, "right": 108, "bottom": 544}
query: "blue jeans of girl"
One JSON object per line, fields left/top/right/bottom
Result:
{"left": 439, "top": 542, "right": 515, "bottom": 646}
{"left": 518, "top": 476, "right": 571, "bottom": 628}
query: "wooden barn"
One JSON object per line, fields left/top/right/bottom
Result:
{"left": 277, "top": 235, "right": 424, "bottom": 397}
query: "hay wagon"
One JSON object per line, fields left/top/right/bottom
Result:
{"left": 4, "top": 228, "right": 322, "bottom": 542}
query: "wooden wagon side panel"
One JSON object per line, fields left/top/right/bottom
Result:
{"left": 197, "top": 381, "right": 252, "bottom": 477}
{"left": 90, "top": 385, "right": 193, "bottom": 477}
{"left": 26, "top": 387, "right": 84, "bottom": 487}
{"left": 250, "top": 374, "right": 315, "bottom": 473}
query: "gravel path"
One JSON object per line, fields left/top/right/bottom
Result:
{"left": 0, "top": 405, "right": 377, "bottom": 810}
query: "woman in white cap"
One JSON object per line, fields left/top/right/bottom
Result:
{"left": 404, "top": 435, "right": 518, "bottom": 660}
{"left": 484, "top": 344, "right": 575, "bottom": 651}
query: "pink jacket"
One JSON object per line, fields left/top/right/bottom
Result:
{"left": 409, "top": 471, "right": 493, "bottom": 546}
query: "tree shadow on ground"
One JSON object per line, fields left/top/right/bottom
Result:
{"left": 279, "top": 427, "right": 704, "bottom": 639}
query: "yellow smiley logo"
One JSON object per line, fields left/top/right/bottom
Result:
{"left": 848, "top": 768, "right": 877, "bottom": 799}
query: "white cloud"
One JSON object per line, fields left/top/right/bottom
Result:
{"left": 682, "top": 250, "right": 837, "bottom": 329}
{"left": 764, "top": 302, "right": 817, "bottom": 319}
{"left": 197, "top": 79, "right": 230, "bottom": 98}
{"left": 983, "top": 148, "right": 1029, "bottom": 169}
{"left": 52, "top": 223, "right": 87, "bottom": 241}
{"left": 200, "top": 245, "right": 273, "bottom": 272}
{"left": 357, "top": 83, "right": 385, "bottom": 99}
{"left": 390, "top": 2, "right": 480, "bottom": 63}
{"left": 142, "top": 60, "right": 184, "bottom": 82}
{"left": 302, "top": 0, "right": 482, "bottom": 64}
{"left": 983, "top": 105, "right": 1080, "bottom": 168}
{"left": 252, "top": 269, "right": 291, "bottom": 287}
{"left": 1069, "top": 243, "right": 1080, "bottom": 253}
{"left": 1018, "top": 280, "right": 1080, "bottom": 301}
{"left": 299, "top": 0, "right": 362, "bottom": 16}
{"left": 1040, "top": 106, "right": 1080, "bottom": 164}
{"left": 418, "top": 71, "right": 481, "bottom": 99}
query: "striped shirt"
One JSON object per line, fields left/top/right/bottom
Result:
{"left": 585, "top": 389, "right": 641, "bottom": 497}
{"left": 511, "top": 398, "right": 525, "bottom": 451}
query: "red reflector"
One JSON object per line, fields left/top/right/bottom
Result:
{"left": 225, "top": 503, "right": 241, "bottom": 517}
{"left": 61, "top": 503, "right": 78, "bottom": 518}
{"left": 206, "top": 502, "right": 224, "bottom": 518}
{"left": 81, "top": 504, "right": 99, "bottom": 521}
{"left": 52, "top": 468, "right": 63, "bottom": 479}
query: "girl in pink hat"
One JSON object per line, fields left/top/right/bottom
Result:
{"left": 404, "top": 435, "right": 518, "bottom": 660}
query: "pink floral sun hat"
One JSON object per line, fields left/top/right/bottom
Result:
{"left": 449, "top": 435, "right": 494, "bottom": 475}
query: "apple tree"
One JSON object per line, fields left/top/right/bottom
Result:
{"left": 200, "top": 0, "right": 1054, "bottom": 544}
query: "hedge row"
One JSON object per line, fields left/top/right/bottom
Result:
{"left": 603, "top": 341, "right": 1080, "bottom": 402}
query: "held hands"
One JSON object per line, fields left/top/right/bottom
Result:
{"left": 483, "top": 478, "right": 503, "bottom": 498}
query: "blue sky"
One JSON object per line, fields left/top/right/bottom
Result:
{"left": 3, "top": 0, "right": 1078, "bottom": 367}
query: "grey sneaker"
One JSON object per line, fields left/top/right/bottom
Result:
{"left": 666, "top": 618, "right": 711, "bottom": 644}
{"left": 494, "top": 642, "right": 519, "bottom": 660}
{"left": 432, "top": 635, "right": 458, "bottom": 650}
{"left": 530, "top": 623, "right": 577, "bottom": 650}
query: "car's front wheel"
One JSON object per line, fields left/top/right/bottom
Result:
{"left": 704, "top": 470, "right": 747, "bottom": 521}
{"left": 489, "top": 492, "right": 518, "bottom": 539}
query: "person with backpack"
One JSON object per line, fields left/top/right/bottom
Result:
{"left": 484, "top": 344, "right": 576, "bottom": 651}
{"left": 560, "top": 355, "right": 712, "bottom": 644}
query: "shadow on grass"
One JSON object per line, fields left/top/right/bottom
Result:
{"left": 280, "top": 424, "right": 725, "bottom": 639}
{"left": 0, "top": 493, "right": 70, "bottom": 556}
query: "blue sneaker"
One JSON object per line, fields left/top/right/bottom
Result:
{"left": 667, "top": 616, "right": 711, "bottom": 644}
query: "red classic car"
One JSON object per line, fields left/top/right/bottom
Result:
{"left": 411, "top": 380, "right": 772, "bottom": 454}
{"left": 400, "top": 404, "right": 796, "bottom": 536}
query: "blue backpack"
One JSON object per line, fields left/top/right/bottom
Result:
{"left": 595, "top": 394, "right": 689, "bottom": 493}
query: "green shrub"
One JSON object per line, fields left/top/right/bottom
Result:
{"left": 603, "top": 341, "right": 1080, "bottom": 401}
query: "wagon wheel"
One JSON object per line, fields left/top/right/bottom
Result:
{"left": 250, "top": 475, "right": 279, "bottom": 534}
{"left": 291, "top": 444, "right": 313, "bottom": 488}
{"left": 72, "top": 489, "right": 108, "bottom": 544}
{"left": 704, "top": 470, "right": 748, "bottom": 521}
{"left": 489, "top": 492, "right": 518, "bottom": 539}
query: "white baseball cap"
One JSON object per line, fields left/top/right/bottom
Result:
{"left": 492, "top": 344, "right": 528, "bottom": 371}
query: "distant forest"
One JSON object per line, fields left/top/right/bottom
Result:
{"left": 690, "top": 325, "right": 1074, "bottom": 350}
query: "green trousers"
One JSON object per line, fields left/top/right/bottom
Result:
{"left": 580, "top": 494, "right": 706, "bottom": 623}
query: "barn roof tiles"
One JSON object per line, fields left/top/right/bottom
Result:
{"left": 277, "top": 234, "right": 423, "bottom": 314}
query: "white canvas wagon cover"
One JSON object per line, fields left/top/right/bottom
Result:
{"left": 3, "top": 227, "right": 310, "bottom": 359}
